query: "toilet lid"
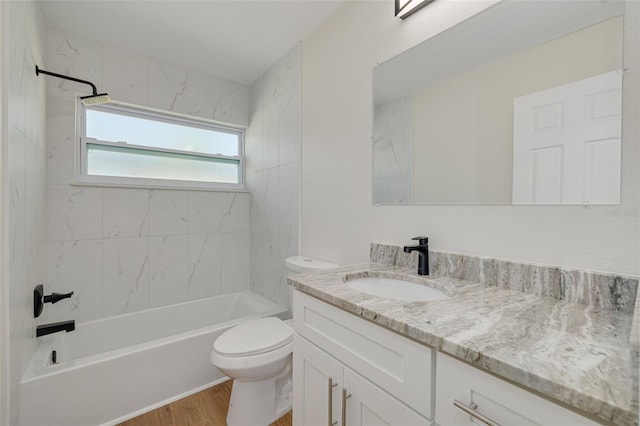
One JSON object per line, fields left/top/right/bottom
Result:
{"left": 213, "top": 317, "right": 293, "bottom": 357}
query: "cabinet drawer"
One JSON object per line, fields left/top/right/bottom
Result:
{"left": 293, "top": 290, "right": 434, "bottom": 419}
{"left": 435, "top": 353, "right": 601, "bottom": 426}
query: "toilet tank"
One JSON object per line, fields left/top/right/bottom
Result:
{"left": 285, "top": 256, "right": 338, "bottom": 314}
{"left": 285, "top": 256, "right": 338, "bottom": 275}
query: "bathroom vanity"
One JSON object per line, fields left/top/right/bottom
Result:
{"left": 289, "top": 251, "right": 639, "bottom": 426}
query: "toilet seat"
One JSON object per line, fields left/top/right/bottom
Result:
{"left": 213, "top": 317, "right": 293, "bottom": 357}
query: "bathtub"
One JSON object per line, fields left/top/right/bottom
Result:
{"left": 20, "top": 291, "right": 287, "bottom": 426}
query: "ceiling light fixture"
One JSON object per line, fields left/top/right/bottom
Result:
{"left": 395, "top": 0, "right": 435, "bottom": 19}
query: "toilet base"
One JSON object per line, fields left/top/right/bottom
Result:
{"left": 226, "top": 360, "right": 292, "bottom": 426}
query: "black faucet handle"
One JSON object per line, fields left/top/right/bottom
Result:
{"left": 44, "top": 291, "right": 74, "bottom": 304}
{"left": 411, "top": 236, "right": 429, "bottom": 244}
{"left": 34, "top": 284, "right": 75, "bottom": 318}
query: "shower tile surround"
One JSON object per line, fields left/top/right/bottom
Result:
{"left": 246, "top": 47, "right": 300, "bottom": 311}
{"left": 44, "top": 27, "right": 251, "bottom": 323}
{"left": 288, "top": 244, "right": 640, "bottom": 425}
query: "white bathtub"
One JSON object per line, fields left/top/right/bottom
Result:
{"left": 20, "top": 291, "right": 287, "bottom": 426}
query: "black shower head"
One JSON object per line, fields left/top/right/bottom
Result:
{"left": 80, "top": 93, "right": 111, "bottom": 106}
{"left": 35, "top": 65, "right": 110, "bottom": 105}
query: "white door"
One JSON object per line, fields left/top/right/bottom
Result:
{"left": 512, "top": 70, "right": 622, "bottom": 205}
{"left": 343, "top": 367, "right": 430, "bottom": 426}
{"left": 293, "top": 335, "right": 343, "bottom": 426}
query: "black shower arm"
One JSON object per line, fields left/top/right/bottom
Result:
{"left": 35, "top": 65, "right": 98, "bottom": 96}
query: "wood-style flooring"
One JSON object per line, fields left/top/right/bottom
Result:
{"left": 118, "top": 380, "right": 292, "bottom": 426}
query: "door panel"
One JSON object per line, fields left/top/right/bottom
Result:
{"left": 513, "top": 70, "right": 622, "bottom": 204}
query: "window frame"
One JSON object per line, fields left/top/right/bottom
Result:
{"left": 75, "top": 97, "right": 246, "bottom": 191}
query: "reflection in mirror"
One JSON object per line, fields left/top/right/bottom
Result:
{"left": 373, "top": 0, "right": 624, "bottom": 205}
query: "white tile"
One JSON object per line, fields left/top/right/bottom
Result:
{"left": 46, "top": 109, "right": 75, "bottom": 185}
{"left": 263, "top": 168, "right": 281, "bottom": 236}
{"left": 148, "top": 59, "right": 188, "bottom": 114}
{"left": 24, "top": 52, "right": 44, "bottom": 147}
{"left": 9, "top": 126, "right": 27, "bottom": 315}
{"left": 102, "top": 237, "right": 149, "bottom": 315}
{"left": 45, "top": 28, "right": 102, "bottom": 103}
{"left": 278, "top": 89, "right": 300, "bottom": 166}
{"left": 149, "top": 190, "right": 188, "bottom": 236}
{"left": 149, "top": 235, "right": 189, "bottom": 307}
{"left": 186, "top": 68, "right": 221, "bottom": 120}
{"left": 263, "top": 235, "right": 284, "bottom": 303}
{"left": 244, "top": 107, "right": 263, "bottom": 174}
{"left": 187, "top": 233, "right": 222, "bottom": 299}
{"left": 247, "top": 169, "right": 265, "bottom": 231}
{"left": 262, "top": 102, "right": 280, "bottom": 169}
{"left": 221, "top": 232, "right": 250, "bottom": 293}
{"left": 187, "top": 191, "right": 223, "bottom": 234}
{"left": 279, "top": 162, "right": 300, "bottom": 240}
{"left": 46, "top": 240, "right": 103, "bottom": 323}
{"left": 103, "top": 188, "right": 149, "bottom": 239}
{"left": 48, "top": 185, "right": 102, "bottom": 241}
{"left": 220, "top": 192, "right": 250, "bottom": 233}
{"left": 218, "top": 80, "right": 249, "bottom": 126}
{"left": 102, "top": 45, "right": 149, "bottom": 105}
{"left": 275, "top": 47, "right": 300, "bottom": 97}
{"left": 7, "top": 2, "right": 27, "bottom": 132}
{"left": 25, "top": 140, "right": 47, "bottom": 281}
{"left": 249, "top": 233, "right": 265, "bottom": 296}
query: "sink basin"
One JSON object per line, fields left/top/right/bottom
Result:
{"left": 345, "top": 277, "right": 448, "bottom": 302}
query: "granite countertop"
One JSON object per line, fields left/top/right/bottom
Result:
{"left": 288, "top": 263, "right": 639, "bottom": 426}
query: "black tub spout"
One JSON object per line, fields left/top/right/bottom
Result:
{"left": 36, "top": 320, "right": 75, "bottom": 337}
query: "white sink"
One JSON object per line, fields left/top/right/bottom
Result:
{"left": 345, "top": 277, "right": 448, "bottom": 302}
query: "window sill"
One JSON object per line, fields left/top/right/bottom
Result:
{"left": 73, "top": 176, "right": 248, "bottom": 193}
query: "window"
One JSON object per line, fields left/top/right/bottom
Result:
{"left": 77, "top": 100, "right": 244, "bottom": 190}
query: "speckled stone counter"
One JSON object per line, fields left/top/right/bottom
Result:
{"left": 288, "top": 263, "right": 639, "bottom": 426}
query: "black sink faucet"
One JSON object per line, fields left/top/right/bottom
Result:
{"left": 403, "top": 236, "right": 429, "bottom": 275}
{"left": 36, "top": 320, "right": 75, "bottom": 338}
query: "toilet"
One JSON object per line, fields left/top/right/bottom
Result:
{"left": 210, "top": 256, "right": 338, "bottom": 426}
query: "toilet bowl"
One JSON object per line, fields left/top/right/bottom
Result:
{"left": 211, "top": 256, "right": 338, "bottom": 426}
{"left": 211, "top": 317, "right": 293, "bottom": 426}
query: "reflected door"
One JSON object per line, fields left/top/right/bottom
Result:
{"left": 512, "top": 70, "right": 622, "bottom": 205}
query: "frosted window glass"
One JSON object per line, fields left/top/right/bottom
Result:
{"left": 86, "top": 109, "right": 239, "bottom": 156}
{"left": 87, "top": 144, "right": 239, "bottom": 183}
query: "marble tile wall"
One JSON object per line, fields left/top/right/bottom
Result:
{"left": 373, "top": 97, "right": 413, "bottom": 204}
{"left": 43, "top": 27, "right": 251, "bottom": 324}
{"left": 371, "top": 243, "right": 639, "bottom": 312}
{"left": 7, "top": 1, "right": 48, "bottom": 423}
{"left": 246, "top": 46, "right": 300, "bottom": 311}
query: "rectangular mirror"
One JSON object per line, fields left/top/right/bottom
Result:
{"left": 373, "top": 0, "right": 624, "bottom": 205}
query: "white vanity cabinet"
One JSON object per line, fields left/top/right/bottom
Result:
{"left": 292, "top": 290, "right": 434, "bottom": 426}
{"left": 435, "top": 353, "right": 601, "bottom": 426}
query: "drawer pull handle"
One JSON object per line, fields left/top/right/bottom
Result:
{"left": 453, "top": 399, "right": 501, "bottom": 426}
{"left": 341, "top": 388, "right": 352, "bottom": 426}
{"left": 328, "top": 377, "right": 338, "bottom": 426}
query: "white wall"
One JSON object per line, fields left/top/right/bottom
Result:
{"left": 5, "top": 1, "right": 48, "bottom": 423}
{"left": 44, "top": 26, "right": 251, "bottom": 323}
{"left": 246, "top": 46, "right": 300, "bottom": 311}
{"left": 300, "top": 0, "right": 639, "bottom": 276}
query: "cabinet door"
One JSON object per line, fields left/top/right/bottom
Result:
{"left": 436, "top": 353, "right": 600, "bottom": 426}
{"left": 343, "top": 367, "right": 431, "bottom": 426}
{"left": 293, "top": 335, "right": 343, "bottom": 426}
